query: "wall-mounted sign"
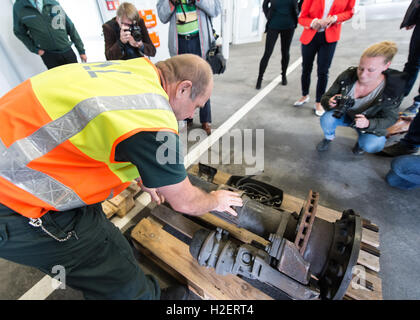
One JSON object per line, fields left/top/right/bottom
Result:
{"left": 139, "top": 9, "right": 157, "bottom": 29}
{"left": 106, "top": 0, "right": 120, "bottom": 11}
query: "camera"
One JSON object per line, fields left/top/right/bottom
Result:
{"left": 332, "top": 95, "right": 355, "bottom": 119}
{"left": 129, "top": 24, "right": 142, "bottom": 42}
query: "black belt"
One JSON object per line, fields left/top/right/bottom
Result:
{"left": 178, "top": 33, "right": 199, "bottom": 40}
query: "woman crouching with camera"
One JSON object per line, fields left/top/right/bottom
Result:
{"left": 316, "top": 41, "right": 406, "bottom": 155}
{"left": 103, "top": 2, "right": 156, "bottom": 60}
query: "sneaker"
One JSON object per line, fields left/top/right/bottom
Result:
{"left": 375, "top": 141, "right": 419, "bottom": 157}
{"left": 400, "top": 102, "right": 420, "bottom": 117}
{"left": 316, "top": 139, "right": 332, "bottom": 152}
{"left": 160, "top": 285, "right": 191, "bottom": 300}
{"left": 352, "top": 142, "right": 365, "bottom": 155}
{"left": 314, "top": 103, "right": 325, "bottom": 117}
{"left": 294, "top": 96, "right": 310, "bottom": 106}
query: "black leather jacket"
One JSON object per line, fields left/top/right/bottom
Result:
{"left": 321, "top": 67, "right": 407, "bottom": 136}
{"left": 262, "top": 0, "right": 301, "bottom": 31}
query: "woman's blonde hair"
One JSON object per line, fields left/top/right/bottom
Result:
{"left": 361, "top": 41, "right": 398, "bottom": 64}
{"left": 116, "top": 2, "right": 140, "bottom": 23}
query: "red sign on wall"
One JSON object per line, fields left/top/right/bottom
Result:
{"left": 106, "top": 0, "right": 120, "bottom": 11}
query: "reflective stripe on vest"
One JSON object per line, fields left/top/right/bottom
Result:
{"left": 0, "top": 93, "right": 172, "bottom": 211}
{"left": 0, "top": 58, "right": 179, "bottom": 218}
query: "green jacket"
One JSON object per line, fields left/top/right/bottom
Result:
{"left": 321, "top": 67, "right": 407, "bottom": 136}
{"left": 13, "top": 0, "right": 85, "bottom": 55}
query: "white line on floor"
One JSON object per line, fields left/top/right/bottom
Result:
{"left": 18, "top": 57, "right": 302, "bottom": 300}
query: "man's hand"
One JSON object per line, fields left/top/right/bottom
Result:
{"left": 140, "top": 183, "right": 166, "bottom": 205}
{"left": 329, "top": 94, "right": 341, "bottom": 108}
{"left": 210, "top": 190, "right": 243, "bottom": 217}
{"left": 354, "top": 114, "right": 370, "bottom": 128}
{"left": 128, "top": 38, "right": 144, "bottom": 48}
{"left": 120, "top": 26, "right": 131, "bottom": 44}
{"left": 80, "top": 54, "right": 87, "bottom": 62}
{"left": 38, "top": 49, "right": 45, "bottom": 56}
{"left": 405, "top": 25, "right": 415, "bottom": 30}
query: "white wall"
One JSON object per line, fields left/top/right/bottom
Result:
{"left": 0, "top": 0, "right": 45, "bottom": 96}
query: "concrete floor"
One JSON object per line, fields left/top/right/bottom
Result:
{"left": 1, "top": 1, "right": 419, "bottom": 300}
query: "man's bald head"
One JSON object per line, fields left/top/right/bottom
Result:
{"left": 156, "top": 54, "right": 213, "bottom": 100}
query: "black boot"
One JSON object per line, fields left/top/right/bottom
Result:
{"left": 160, "top": 285, "right": 191, "bottom": 300}
{"left": 281, "top": 74, "right": 287, "bottom": 86}
{"left": 256, "top": 75, "right": 263, "bottom": 90}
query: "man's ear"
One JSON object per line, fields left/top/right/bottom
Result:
{"left": 176, "top": 80, "right": 193, "bottom": 98}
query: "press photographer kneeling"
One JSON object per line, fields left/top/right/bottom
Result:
{"left": 103, "top": 2, "right": 156, "bottom": 60}
{"left": 316, "top": 41, "right": 406, "bottom": 154}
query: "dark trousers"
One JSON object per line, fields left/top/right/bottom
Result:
{"left": 301, "top": 32, "right": 337, "bottom": 102}
{"left": 178, "top": 35, "right": 211, "bottom": 124}
{"left": 41, "top": 48, "right": 78, "bottom": 70}
{"left": 0, "top": 203, "right": 159, "bottom": 300}
{"left": 402, "top": 111, "right": 420, "bottom": 147}
{"left": 403, "top": 24, "right": 420, "bottom": 102}
{"left": 258, "top": 28, "right": 295, "bottom": 77}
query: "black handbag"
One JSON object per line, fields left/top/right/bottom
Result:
{"left": 206, "top": 19, "right": 226, "bottom": 74}
{"left": 206, "top": 42, "right": 226, "bottom": 74}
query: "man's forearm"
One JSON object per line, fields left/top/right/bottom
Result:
{"left": 175, "top": 186, "right": 218, "bottom": 216}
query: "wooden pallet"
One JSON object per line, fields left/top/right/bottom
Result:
{"left": 130, "top": 165, "right": 382, "bottom": 300}
{"left": 101, "top": 181, "right": 141, "bottom": 219}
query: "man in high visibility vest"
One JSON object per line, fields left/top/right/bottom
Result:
{"left": 0, "top": 54, "right": 242, "bottom": 300}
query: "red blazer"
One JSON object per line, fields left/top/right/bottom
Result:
{"left": 298, "top": 0, "right": 356, "bottom": 45}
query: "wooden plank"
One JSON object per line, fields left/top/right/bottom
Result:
{"left": 357, "top": 250, "right": 380, "bottom": 272}
{"left": 108, "top": 188, "right": 135, "bottom": 218}
{"left": 361, "top": 228, "right": 380, "bottom": 249}
{"left": 131, "top": 216, "right": 273, "bottom": 300}
{"left": 101, "top": 200, "right": 119, "bottom": 219}
{"left": 346, "top": 268, "right": 383, "bottom": 300}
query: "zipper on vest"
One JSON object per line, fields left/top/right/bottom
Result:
{"left": 29, "top": 218, "right": 79, "bottom": 242}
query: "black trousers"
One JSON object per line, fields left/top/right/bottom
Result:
{"left": 403, "top": 24, "right": 420, "bottom": 102}
{"left": 301, "top": 32, "right": 337, "bottom": 103}
{"left": 402, "top": 111, "right": 420, "bottom": 147}
{"left": 258, "top": 28, "right": 295, "bottom": 77}
{"left": 0, "top": 203, "right": 159, "bottom": 299}
{"left": 41, "top": 48, "right": 78, "bottom": 70}
{"left": 178, "top": 35, "right": 211, "bottom": 124}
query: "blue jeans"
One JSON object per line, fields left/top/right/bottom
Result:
{"left": 386, "top": 155, "right": 420, "bottom": 190}
{"left": 320, "top": 111, "right": 387, "bottom": 153}
{"left": 178, "top": 35, "right": 211, "bottom": 123}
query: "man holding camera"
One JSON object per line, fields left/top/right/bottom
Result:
{"left": 316, "top": 41, "right": 406, "bottom": 155}
{"left": 157, "top": 0, "right": 221, "bottom": 135}
{"left": 103, "top": 2, "right": 156, "bottom": 60}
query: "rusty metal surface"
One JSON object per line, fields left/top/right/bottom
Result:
{"left": 294, "top": 190, "right": 319, "bottom": 255}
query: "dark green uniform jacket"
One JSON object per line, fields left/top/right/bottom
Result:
{"left": 321, "top": 67, "right": 407, "bottom": 136}
{"left": 13, "top": 0, "right": 85, "bottom": 55}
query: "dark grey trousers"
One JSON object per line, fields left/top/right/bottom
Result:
{"left": 0, "top": 202, "right": 159, "bottom": 300}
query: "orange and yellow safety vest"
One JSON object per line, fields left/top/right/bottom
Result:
{"left": 0, "top": 57, "right": 178, "bottom": 218}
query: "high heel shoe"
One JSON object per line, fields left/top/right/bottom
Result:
{"left": 293, "top": 96, "right": 310, "bottom": 106}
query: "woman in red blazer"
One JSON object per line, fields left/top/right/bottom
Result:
{"left": 294, "top": 0, "right": 355, "bottom": 116}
